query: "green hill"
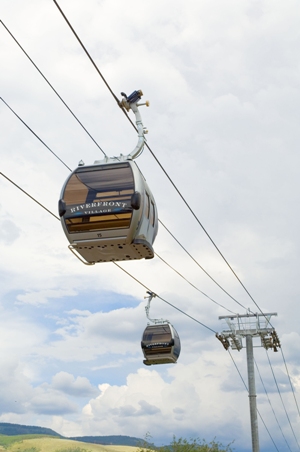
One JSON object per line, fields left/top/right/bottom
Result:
{"left": 0, "top": 423, "right": 61, "bottom": 437}
{"left": 0, "top": 424, "right": 150, "bottom": 448}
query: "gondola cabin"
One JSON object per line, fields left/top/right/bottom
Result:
{"left": 59, "top": 159, "right": 158, "bottom": 264}
{"left": 141, "top": 323, "right": 181, "bottom": 365}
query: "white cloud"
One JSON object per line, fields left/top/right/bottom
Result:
{"left": 30, "top": 391, "right": 78, "bottom": 416}
{"left": 51, "top": 371, "right": 99, "bottom": 397}
{"left": 16, "top": 288, "right": 77, "bottom": 306}
{"left": 80, "top": 360, "right": 245, "bottom": 444}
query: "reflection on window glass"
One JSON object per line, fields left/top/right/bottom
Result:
{"left": 66, "top": 213, "right": 132, "bottom": 233}
{"left": 63, "top": 163, "right": 134, "bottom": 233}
{"left": 64, "top": 163, "right": 134, "bottom": 206}
{"left": 64, "top": 174, "right": 88, "bottom": 205}
{"left": 142, "top": 325, "right": 172, "bottom": 344}
{"left": 145, "top": 347, "right": 172, "bottom": 355}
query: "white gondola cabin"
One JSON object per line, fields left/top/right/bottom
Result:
{"left": 58, "top": 90, "right": 158, "bottom": 264}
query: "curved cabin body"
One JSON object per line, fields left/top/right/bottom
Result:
{"left": 141, "top": 323, "right": 181, "bottom": 365}
{"left": 59, "top": 160, "right": 158, "bottom": 263}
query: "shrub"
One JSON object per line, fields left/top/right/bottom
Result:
{"left": 137, "top": 434, "right": 234, "bottom": 452}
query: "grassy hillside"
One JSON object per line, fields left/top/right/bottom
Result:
{"left": 0, "top": 434, "right": 57, "bottom": 449}
{"left": 0, "top": 434, "right": 139, "bottom": 452}
{"left": 70, "top": 437, "right": 144, "bottom": 447}
{"left": 0, "top": 426, "right": 146, "bottom": 448}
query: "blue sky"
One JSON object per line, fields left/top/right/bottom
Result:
{"left": 1, "top": 1, "right": 300, "bottom": 451}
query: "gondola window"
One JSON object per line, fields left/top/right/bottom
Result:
{"left": 62, "top": 163, "right": 135, "bottom": 233}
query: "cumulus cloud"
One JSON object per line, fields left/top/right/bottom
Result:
{"left": 39, "top": 304, "right": 144, "bottom": 362}
{"left": 51, "top": 371, "right": 99, "bottom": 397}
{"left": 80, "top": 361, "right": 242, "bottom": 443}
{"left": 30, "top": 392, "right": 78, "bottom": 415}
{"left": 111, "top": 400, "right": 161, "bottom": 417}
{"left": 0, "top": 360, "right": 77, "bottom": 416}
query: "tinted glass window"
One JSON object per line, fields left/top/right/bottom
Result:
{"left": 142, "top": 325, "right": 172, "bottom": 345}
{"left": 62, "top": 163, "right": 134, "bottom": 233}
{"left": 145, "top": 347, "right": 172, "bottom": 356}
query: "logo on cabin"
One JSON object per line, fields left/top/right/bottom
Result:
{"left": 68, "top": 200, "right": 131, "bottom": 216}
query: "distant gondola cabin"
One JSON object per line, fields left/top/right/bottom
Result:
{"left": 141, "top": 323, "right": 181, "bottom": 365}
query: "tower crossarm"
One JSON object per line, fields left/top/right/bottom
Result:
{"left": 217, "top": 313, "right": 279, "bottom": 352}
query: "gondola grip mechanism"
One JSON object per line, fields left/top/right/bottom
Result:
{"left": 144, "top": 291, "right": 169, "bottom": 325}
{"left": 119, "top": 90, "right": 150, "bottom": 160}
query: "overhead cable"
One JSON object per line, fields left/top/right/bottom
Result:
{"left": 0, "top": 20, "right": 106, "bottom": 157}
{"left": 113, "top": 261, "right": 217, "bottom": 334}
{"left": 1, "top": 97, "right": 72, "bottom": 171}
{"left": 266, "top": 350, "right": 300, "bottom": 450}
{"left": 159, "top": 219, "right": 251, "bottom": 312}
{"left": 0, "top": 172, "right": 59, "bottom": 221}
{"left": 52, "top": 1, "right": 120, "bottom": 105}
{"left": 155, "top": 252, "right": 239, "bottom": 315}
{"left": 255, "top": 358, "right": 293, "bottom": 452}
{"left": 280, "top": 348, "right": 300, "bottom": 419}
